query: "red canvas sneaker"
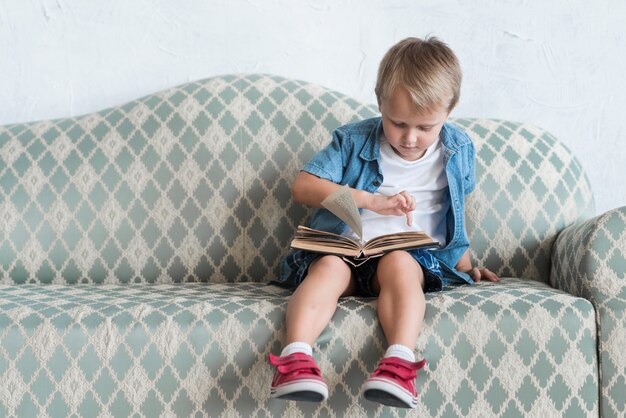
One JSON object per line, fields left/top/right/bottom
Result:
{"left": 269, "top": 352, "right": 329, "bottom": 402}
{"left": 362, "top": 357, "right": 427, "bottom": 408}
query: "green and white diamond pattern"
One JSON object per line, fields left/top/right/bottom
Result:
{"left": 0, "top": 75, "right": 377, "bottom": 285}
{"left": 0, "top": 75, "right": 593, "bottom": 288}
{"left": 552, "top": 206, "right": 626, "bottom": 418}
{"left": 0, "top": 279, "right": 598, "bottom": 417}
{"left": 458, "top": 118, "right": 594, "bottom": 283}
{"left": 0, "top": 74, "right": 616, "bottom": 417}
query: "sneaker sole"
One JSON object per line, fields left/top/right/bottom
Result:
{"left": 271, "top": 379, "right": 329, "bottom": 402}
{"left": 362, "top": 379, "right": 417, "bottom": 409}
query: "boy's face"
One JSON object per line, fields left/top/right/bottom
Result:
{"left": 379, "top": 87, "right": 449, "bottom": 161}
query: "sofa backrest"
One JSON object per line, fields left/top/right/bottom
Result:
{"left": 459, "top": 119, "right": 594, "bottom": 282}
{"left": 0, "top": 74, "right": 593, "bottom": 284}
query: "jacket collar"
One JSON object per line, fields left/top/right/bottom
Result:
{"left": 359, "top": 118, "right": 383, "bottom": 162}
{"left": 440, "top": 123, "right": 458, "bottom": 162}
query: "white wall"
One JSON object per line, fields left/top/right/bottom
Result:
{"left": 1, "top": 0, "right": 625, "bottom": 214}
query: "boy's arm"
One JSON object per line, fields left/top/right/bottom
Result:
{"left": 292, "top": 171, "right": 371, "bottom": 209}
{"left": 455, "top": 248, "right": 473, "bottom": 272}
{"left": 292, "top": 171, "right": 416, "bottom": 224}
{"left": 458, "top": 142, "right": 498, "bottom": 282}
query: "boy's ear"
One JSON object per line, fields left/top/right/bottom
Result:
{"left": 445, "top": 104, "right": 456, "bottom": 119}
{"left": 448, "top": 101, "right": 459, "bottom": 117}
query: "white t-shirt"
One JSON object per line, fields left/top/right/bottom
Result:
{"left": 345, "top": 135, "right": 450, "bottom": 245}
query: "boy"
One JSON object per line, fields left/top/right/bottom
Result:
{"left": 269, "top": 36, "right": 499, "bottom": 409}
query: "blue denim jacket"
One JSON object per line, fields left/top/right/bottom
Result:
{"left": 299, "top": 117, "right": 476, "bottom": 284}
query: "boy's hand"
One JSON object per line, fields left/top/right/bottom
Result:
{"left": 367, "top": 190, "right": 416, "bottom": 226}
{"left": 455, "top": 250, "right": 499, "bottom": 282}
{"left": 466, "top": 267, "right": 500, "bottom": 283}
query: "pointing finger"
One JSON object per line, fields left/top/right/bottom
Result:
{"left": 402, "top": 193, "right": 414, "bottom": 210}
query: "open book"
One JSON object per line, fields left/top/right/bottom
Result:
{"left": 290, "top": 185, "right": 440, "bottom": 266}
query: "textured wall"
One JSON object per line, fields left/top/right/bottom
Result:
{"left": 1, "top": 0, "right": 624, "bottom": 214}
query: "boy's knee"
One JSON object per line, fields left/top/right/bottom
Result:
{"left": 305, "top": 255, "right": 355, "bottom": 295}
{"left": 376, "top": 251, "right": 424, "bottom": 287}
{"left": 312, "top": 255, "right": 348, "bottom": 270}
{"left": 380, "top": 251, "right": 420, "bottom": 269}
{"left": 309, "top": 255, "right": 351, "bottom": 280}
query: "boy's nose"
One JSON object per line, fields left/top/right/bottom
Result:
{"left": 405, "top": 129, "right": 419, "bottom": 143}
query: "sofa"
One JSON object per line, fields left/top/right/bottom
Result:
{"left": 0, "top": 74, "right": 623, "bottom": 417}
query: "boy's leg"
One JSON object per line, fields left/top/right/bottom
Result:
{"left": 372, "top": 250, "right": 425, "bottom": 347}
{"left": 285, "top": 255, "right": 355, "bottom": 345}
{"left": 362, "top": 250, "right": 427, "bottom": 408}
{"left": 270, "top": 255, "right": 355, "bottom": 402}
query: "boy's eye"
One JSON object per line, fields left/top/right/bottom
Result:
{"left": 391, "top": 120, "right": 433, "bottom": 132}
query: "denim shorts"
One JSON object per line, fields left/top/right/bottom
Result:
{"left": 274, "top": 248, "right": 468, "bottom": 296}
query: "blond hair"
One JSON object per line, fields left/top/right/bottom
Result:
{"left": 375, "top": 36, "right": 462, "bottom": 113}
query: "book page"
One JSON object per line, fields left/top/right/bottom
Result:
{"left": 320, "top": 185, "right": 363, "bottom": 242}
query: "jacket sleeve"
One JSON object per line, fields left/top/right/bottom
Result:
{"left": 301, "top": 128, "right": 347, "bottom": 184}
{"left": 463, "top": 137, "right": 477, "bottom": 195}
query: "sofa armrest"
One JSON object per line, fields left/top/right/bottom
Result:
{"left": 551, "top": 206, "right": 626, "bottom": 417}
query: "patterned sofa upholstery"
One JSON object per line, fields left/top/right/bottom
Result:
{"left": 0, "top": 74, "right": 623, "bottom": 417}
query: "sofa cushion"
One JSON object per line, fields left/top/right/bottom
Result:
{"left": 0, "top": 278, "right": 597, "bottom": 417}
